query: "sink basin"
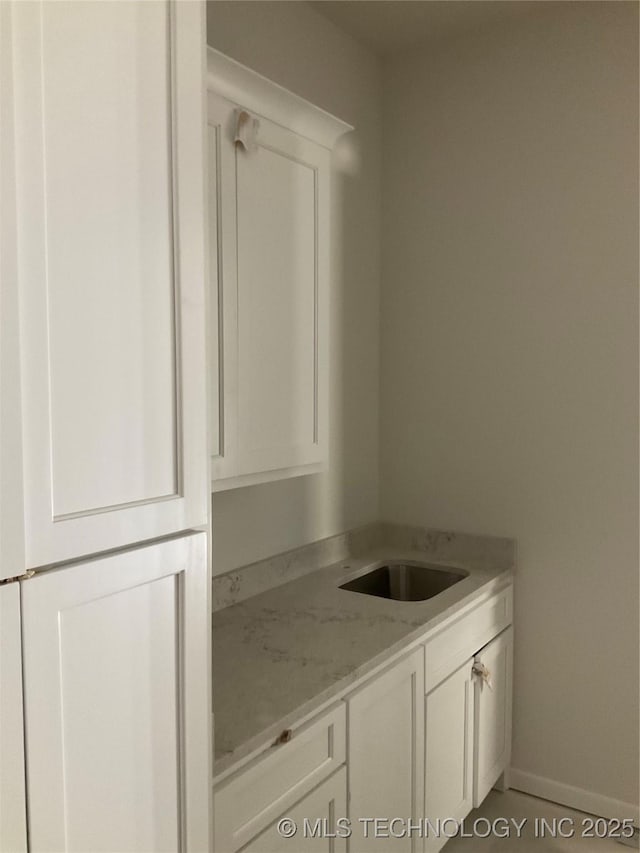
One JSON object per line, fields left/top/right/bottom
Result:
{"left": 339, "top": 561, "right": 467, "bottom": 602}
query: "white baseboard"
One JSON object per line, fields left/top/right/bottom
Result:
{"left": 509, "top": 768, "right": 639, "bottom": 826}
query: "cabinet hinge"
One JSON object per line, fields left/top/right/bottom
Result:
{"left": 0, "top": 570, "right": 35, "bottom": 586}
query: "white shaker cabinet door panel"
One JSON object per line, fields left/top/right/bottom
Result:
{"left": 207, "top": 57, "right": 349, "bottom": 491}
{"left": 21, "top": 533, "right": 210, "bottom": 853}
{"left": 11, "top": 0, "right": 208, "bottom": 567}
{"left": 473, "top": 627, "right": 513, "bottom": 807}
{"left": 235, "top": 117, "right": 329, "bottom": 478}
{"left": 424, "top": 660, "right": 474, "bottom": 853}
{"left": 348, "top": 648, "right": 425, "bottom": 853}
{"left": 0, "top": 584, "right": 28, "bottom": 853}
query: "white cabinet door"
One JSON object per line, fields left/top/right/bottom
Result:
{"left": 21, "top": 533, "right": 210, "bottom": 853}
{"left": 348, "top": 648, "right": 425, "bottom": 853}
{"left": 243, "top": 768, "right": 348, "bottom": 853}
{"left": 11, "top": 0, "right": 208, "bottom": 568}
{"left": 234, "top": 114, "right": 329, "bottom": 480}
{"left": 424, "top": 660, "right": 474, "bottom": 853}
{"left": 473, "top": 627, "right": 513, "bottom": 807}
{"left": 0, "top": 585, "right": 27, "bottom": 853}
{"left": 207, "top": 51, "right": 351, "bottom": 492}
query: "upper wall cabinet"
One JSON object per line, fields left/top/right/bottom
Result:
{"left": 10, "top": 1, "right": 208, "bottom": 567}
{"left": 207, "top": 49, "right": 352, "bottom": 492}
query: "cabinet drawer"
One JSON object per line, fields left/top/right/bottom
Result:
{"left": 213, "top": 704, "right": 346, "bottom": 852}
{"left": 241, "top": 767, "right": 347, "bottom": 853}
{"left": 425, "top": 586, "right": 512, "bottom": 693}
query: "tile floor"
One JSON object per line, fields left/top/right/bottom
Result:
{"left": 444, "top": 790, "right": 637, "bottom": 852}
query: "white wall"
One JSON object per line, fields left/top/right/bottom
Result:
{"left": 207, "top": 2, "right": 381, "bottom": 573}
{"left": 381, "top": 2, "right": 638, "bottom": 812}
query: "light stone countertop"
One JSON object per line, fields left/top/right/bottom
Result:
{"left": 212, "top": 544, "right": 514, "bottom": 778}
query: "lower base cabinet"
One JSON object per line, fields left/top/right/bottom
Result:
{"left": 424, "top": 626, "right": 513, "bottom": 853}
{"left": 424, "top": 659, "right": 474, "bottom": 853}
{"left": 473, "top": 627, "right": 513, "bottom": 807}
{"left": 212, "top": 585, "right": 513, "bottom": 853}
{"left": 213, "top": 705, "right": 346, "bottom": 852}
{"left": 242, "top": 769, "right": 348, "bottom": 853}
{"left": 347, "top": 648, "right": 425, "bottom": 853}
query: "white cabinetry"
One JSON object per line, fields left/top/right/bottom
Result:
{"left": 2, "top": 2, "right": 211, "bottom": 849}
{"left": 243, "top": 769, "right": 348, "bottom": 853}
{"left": 348, "top": 648, "right": 425, "bottom": 853}
{"left": 213, "top": 704, "right": 346, "bottom": 852}
{"left": 21, "top": 534, "right": 210, "bottom": 853}
{"left": 207, "top": 49, "right": 352, "bottom": 492}
{"left": 473, "top": 628, "right": 513, "bottom": 806}
{"left": 211, "top": 585, "right": 514, "bottom": 853}
{"left": 0, "top": 13, "right": 29, "bottom": 840}
{"left": 423, "top": 590, "right": 513, "bottom": 853}
{"left": 424, "top": 660, "right": 474, "bottom": 853}
{"left": 11, "top": 0, "right": 208, "bottom": 568}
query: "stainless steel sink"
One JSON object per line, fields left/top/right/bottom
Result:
{"left": 339, "top": 561, "right": 467, "bottom": 602}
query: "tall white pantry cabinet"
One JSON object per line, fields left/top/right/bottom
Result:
{"left": 0, "top": 3, "right": 211, "bottom": 852}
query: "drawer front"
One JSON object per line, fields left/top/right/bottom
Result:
{"left": 241, "top": 767, "right": 348, "bottom": 853}
{"left": 214, "top": 704, "right": 346, "bottom": 852}
{"left": 425, "top": 586, "right": 512, "bottom": 693}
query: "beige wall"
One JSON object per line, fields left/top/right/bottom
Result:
{"left": 207, "top": 2, "right": 382, "bottom": 573}
{"left": 381, "top": 2, "right": 638, "bottom": 811}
